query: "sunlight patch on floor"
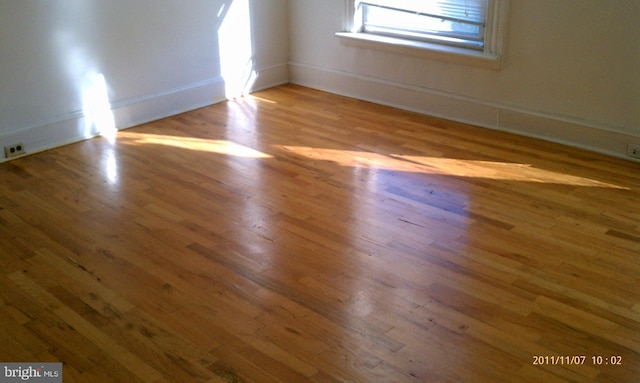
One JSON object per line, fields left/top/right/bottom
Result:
{"left": 119, "top": 132, "right": 272, "bottom": 159}
{"left": 247, "top": 95, "right": 278, "bottom": 104}
{"left": 113, "top": 132, "right": 625, "bottom": 189}
{"left": 278, "top": 146, "right": 626, "bottom": 189}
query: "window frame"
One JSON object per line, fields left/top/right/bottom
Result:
{"left": 336, "top": 0, "right": 509, "bottom": 70}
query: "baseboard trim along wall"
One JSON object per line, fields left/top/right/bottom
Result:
{"left": 0, "top": 64, "right": 289, "bottom": 163}
{"left": 289, "top": 61, "right": 640, "bottom": 162}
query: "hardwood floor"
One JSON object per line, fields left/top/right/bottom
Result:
{"left": 1, "top": 84, "right": 639, "bottom": 382}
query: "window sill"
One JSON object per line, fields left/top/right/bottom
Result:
{"left": 335, "top": 32, "right": 502, "bottom": 70}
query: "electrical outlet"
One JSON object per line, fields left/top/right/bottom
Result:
{"left": 628, "top": 144, "right": 640, "bottom": 159}
{"left": 4, "top": 143, "right": 26, "bottom": 159}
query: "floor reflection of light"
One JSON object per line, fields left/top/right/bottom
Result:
{"left": 223, "top": 97, "right": 265, "bottom": 152}
{"left": 104, "top": 149, "right": 118, "bottom": 184}
{"left": 218, "top": 0, "right": 257, "bottom": 99}
{"left": 118, "top": 132, "right": 272, "bottom": 159}
{"left": 277, "top": 146, "right": 626, "bottom": 189}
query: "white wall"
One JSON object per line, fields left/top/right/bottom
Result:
{"left": 2, "top": 1, "right": 638, "bottom": 161}
{"left": 0, "top": 0, "right": 289, "bottom": 161}
{"left": 288, "top": 0, "right": 640, "bottom": 159}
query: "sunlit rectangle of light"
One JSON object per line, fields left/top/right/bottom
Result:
{"left": 120, "top": 132, "right": 272, "bottom": 158}
{"left": 393, "top": 154, "right": 625, "bottom": 188}
{"left": 277, "top": 145, "right": 626, "bottom": 189}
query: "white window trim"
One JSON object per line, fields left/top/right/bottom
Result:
{"left": 336, "top": 0, "right": 509, "bottom": 70}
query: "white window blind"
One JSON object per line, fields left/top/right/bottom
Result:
{"left": 358, "top": 0, "right": 489, "bottom": 50}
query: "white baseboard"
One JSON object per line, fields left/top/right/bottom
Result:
{"left": 0, "top": 64, "right": 289, "bottom": 163}
{"left": 289, "top": 61, "right": 640, "bottom": 162}
{"left": 251, "top": 63, "right": 290, "bottom": 93}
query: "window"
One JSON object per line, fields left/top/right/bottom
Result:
{"left": 359, "top": 0, "right": 488, "bottom": 50}
{"left": 337, "top": 0, "right": 509, "bottom": 69}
